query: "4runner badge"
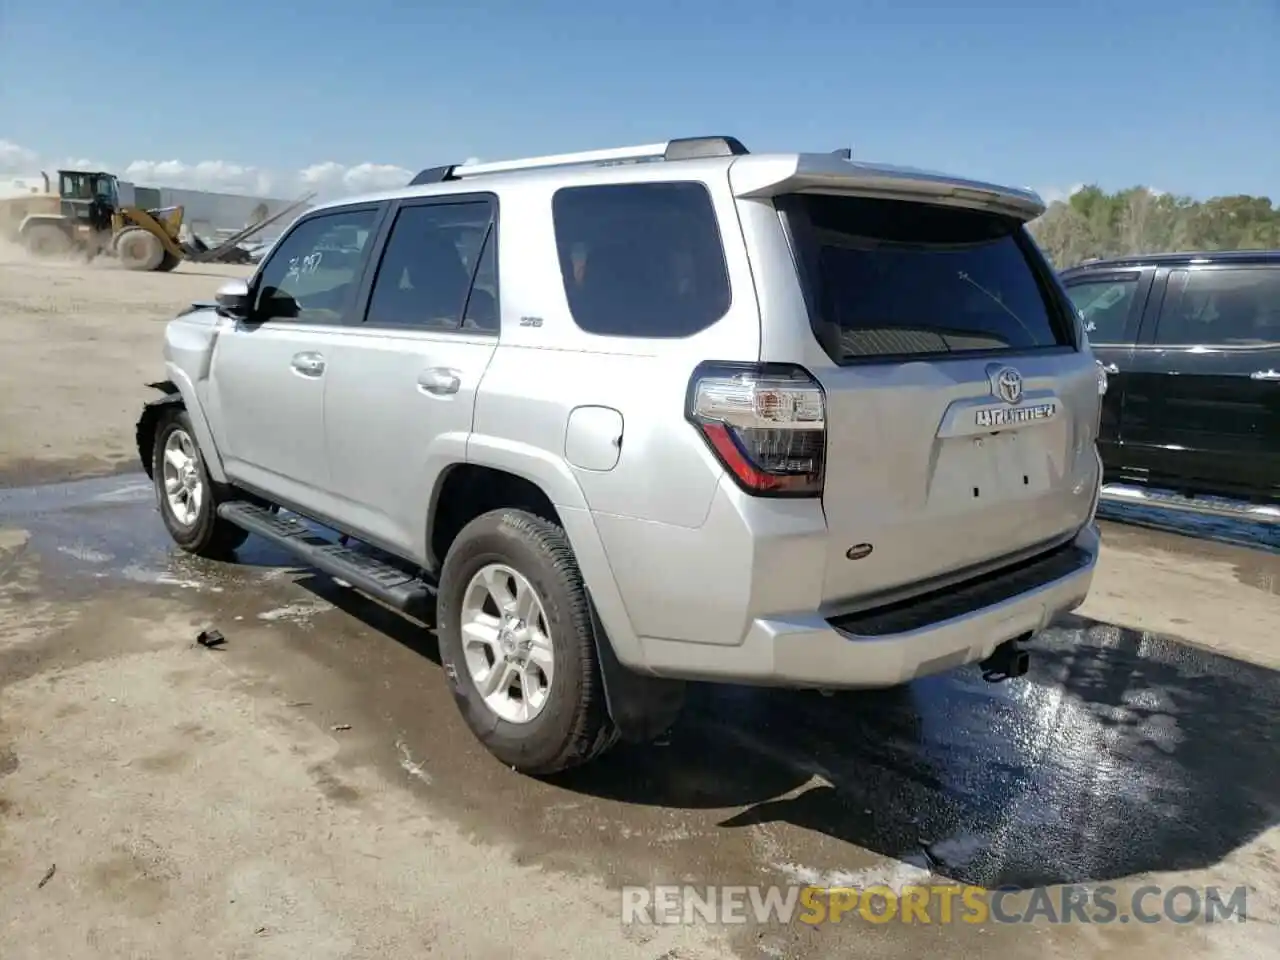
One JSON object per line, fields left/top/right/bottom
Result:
{"left": 976, "top": 403, "right": 1056, "bottom": 428}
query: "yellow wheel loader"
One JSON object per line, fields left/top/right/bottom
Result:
{"left": 0, "top": 170, "right": 315, "bottom": 272}
{"left": 0, "top": 169, "right": 197, "bottom": 271}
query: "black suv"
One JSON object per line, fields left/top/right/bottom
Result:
{"left": 1060, "top": 250, "right": 1279, "bottom": 506}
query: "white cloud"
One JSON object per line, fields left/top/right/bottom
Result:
{"left": 57, "top": 156, "right": 110, "bottom": 171}
{"left": 1034, "top": 183, "right": 1086, "bottom": 205}
{"left": 123, "top": 159, "right": 281, "bottom": 196}
{"left": 0, "top": 139, "right": 417, "bottom": 199}
{"left": 0, "top": 139, "right": 38, "bottom": 171}
{"left": 298, "top": 161, "right": 413, "bottom": 194}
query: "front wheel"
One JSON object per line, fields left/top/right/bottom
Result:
{"left": 152, "top": 410, "right": 248, "bottom": 558}
{"left": 436, "top": 509, "right": 618, "bottom": 775}
{"left": 115, "top": 227, "right": 165, "bottom": 271}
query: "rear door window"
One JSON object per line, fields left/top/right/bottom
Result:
{"left": 551, "top": 182, "right": 731, "bottom": 338}
{"left": 1064, "top": 275, "right": 1143, "bottom": 344}
{"left": 1155, "top": 268, "right": 1280, "bottom": 346}
{"left": 363, "top": 198, "right": 495, "bottom": 332}
{"left": 778, "top": 194, "right": 1072, "bottom": 362}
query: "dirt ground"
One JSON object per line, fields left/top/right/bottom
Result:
{"left": 0, "top": 254, "right": 1277, "bottom": 959}
{"left": 0, "top": 242, "right": 252, "bottom": 487}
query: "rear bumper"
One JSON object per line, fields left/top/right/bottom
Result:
{"left": 635, "top": 522, "right": 1099, "bottom": 688}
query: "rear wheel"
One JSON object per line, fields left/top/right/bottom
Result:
{"left": 152, "top": 409, "right": 248, "bottom": 558}
{"left": 437, "top": 509, "right": 618, "bottom": 775}
{"left": 115, "top": 227, "right": 165, "bottom": 271}
{"left": 22, "top": 223, "right": 72, "bottom": 258}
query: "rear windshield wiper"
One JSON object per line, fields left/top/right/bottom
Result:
{"left": 957, "top": 270, "right": 1040, "bottom": 345}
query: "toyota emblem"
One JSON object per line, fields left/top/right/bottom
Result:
{"left": 994, "top": 367, "right": 1024, "bottom": 405}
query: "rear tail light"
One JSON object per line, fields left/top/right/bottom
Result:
{"left": 686, "top": 362, "right": 826, "bottom": 497}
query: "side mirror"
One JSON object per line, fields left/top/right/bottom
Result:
{"left": 215, "top": 278, "right": 251, "bottom": 318}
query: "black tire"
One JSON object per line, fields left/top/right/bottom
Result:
{"left": 437, "top": 509, "right": 618, "bottom": 775}
{"left": 115, "top": 227, "right": 165, "bottom": 271}
{"left": 151, "top": 409, "right": 248, "bottom": 558}
{"left": 23, "top": 223, "right": 72, "bottom": 258}
{"left": 156, "top": 250, "right": 181, "bottom": 272}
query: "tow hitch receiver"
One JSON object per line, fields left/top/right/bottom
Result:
{"left": 980, "top": 633, "right": 1032, "bottom": 682}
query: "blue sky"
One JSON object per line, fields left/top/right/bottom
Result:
{"left": 1, "top": 0, "right": 1276, "bottom": 201}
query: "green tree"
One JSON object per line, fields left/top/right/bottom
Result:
{"left": 1027, "top": 186, "right": 1279, "bottom": 268}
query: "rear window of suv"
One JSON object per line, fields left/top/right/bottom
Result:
{"left": 777, "top": 194, "right": 1073, "bottom": 362}
{"left": 552, "top": 181, "right": 731, "bottom": 338}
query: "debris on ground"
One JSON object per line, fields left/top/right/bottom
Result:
{"left": 37, "top": 864, "right": 56, "bottom": 889}
{"left": 331, "top": 724, "right": 352, "bottom": 732}
{"left": 196, "top": 629, "right": 226, "bottom": 650}
{"left": 395, "top": 739, "right": 432, "bottom": 785}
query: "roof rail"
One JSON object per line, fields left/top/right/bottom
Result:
{"left": 405, "top": 136, "right": 749, "bottom": 186}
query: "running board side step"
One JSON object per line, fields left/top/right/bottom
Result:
{"left": 217, "top": 502, "right": 436, "bottom": 617}
{"left": 1099, "top": 484, "right": 1280, "bottom": 526}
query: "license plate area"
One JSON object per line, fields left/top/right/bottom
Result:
{"left": 928, "top": 389, "right": 1069, "bottom": 509}
{"left": 930, "top": 431, "right": 1053, "bottom": 508}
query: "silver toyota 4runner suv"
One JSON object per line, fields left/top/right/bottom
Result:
{"left": 136, "top": 136, "right": 1103, "bottom": 775}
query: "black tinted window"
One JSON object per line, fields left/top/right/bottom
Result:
{"left": 256, "top": 207, "right": 380, "bottom": 324}
{"left": 1156, "top": 268, "right": 1280, "bottom": 346}
{"left": 780, "top": 194, "right": 1069, "bottom": 361}
{"left": 365, "top": 200, "right": 494, "bottom": 331}
{"left": 1065, "top": 276, "right": 1141, "bottom": 344}
{"left": 552, "top": 182, "right": 731, "bottom": 338}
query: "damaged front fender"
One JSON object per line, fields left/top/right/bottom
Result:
{"left": 134, "top": 374, "right": 227, "bottom": 484}
{"left": 135, "top": 381, "right": 183, "bottom": 479}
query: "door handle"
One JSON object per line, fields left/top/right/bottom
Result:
{"left": 1250, "top": 369, "right": 1280, "bottom": 381}
{"left": 418, "top": 367, "right": 461, "bottom": 395}
{"left": 1101, "top": 363, "right": 1120, "bottom": 374}
{"left": 291, "top": 352, "right": 325, "bottom": 377}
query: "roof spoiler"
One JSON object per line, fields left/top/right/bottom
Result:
{"left": 729, "top": 155, "right": 1046, "bottom": 221}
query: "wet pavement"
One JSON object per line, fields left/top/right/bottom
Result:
{"left": 2, "top": 473, "right": 1278, "bottom": 959}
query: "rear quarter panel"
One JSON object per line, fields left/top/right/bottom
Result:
{"left": 468, "top": 169, "right": 763, "bottom": 656}
{"left": 471, "top": 169, "right": 762, "bottom": 529}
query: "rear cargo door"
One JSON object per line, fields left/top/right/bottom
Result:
{"left": 765, "top": 190, "right": 1100, "bottom": 605}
